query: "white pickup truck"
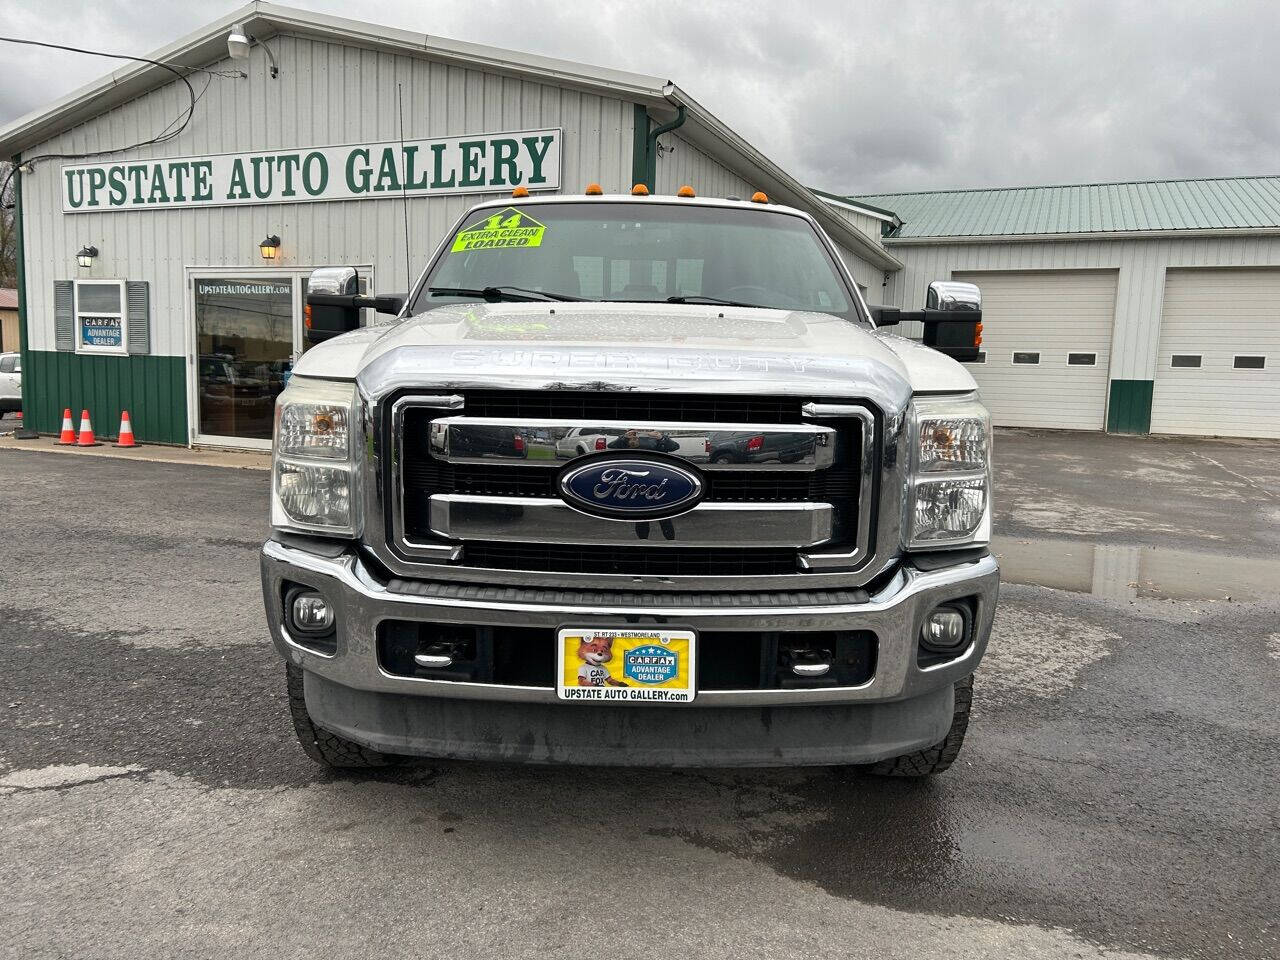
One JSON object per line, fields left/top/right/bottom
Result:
{"left": 262, "top": 190, "right": 996, "bottom": 774}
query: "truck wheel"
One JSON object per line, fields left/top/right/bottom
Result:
{"left": 861, "top": 675, "right": 973, "bottom": 777}
{"left": 285, "top": 664, "right": 401, "bottom": 768}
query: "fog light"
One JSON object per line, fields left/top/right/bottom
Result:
{"left": 291, "top": 592, "right": 334, "bottom": 633}
{"left": 921, "top": 607, "right": 966, "bottom": 651}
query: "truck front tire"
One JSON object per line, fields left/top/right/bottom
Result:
{"left": 285, "top": 664, "right": 401, "bottom": 768}
{"left": 861, "top": 675, "right": 973, "bottom": 777}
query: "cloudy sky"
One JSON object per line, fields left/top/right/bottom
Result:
{"left": 1, "top": 0, "right": 1276, "bottom": 195}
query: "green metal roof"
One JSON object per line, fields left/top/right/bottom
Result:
{"left": 853, "top": 176, "right": 1280, "bottom": 240}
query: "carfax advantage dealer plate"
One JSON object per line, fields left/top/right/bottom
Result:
{"left": 556, "top": 628, "right": 696, "bottom": 703}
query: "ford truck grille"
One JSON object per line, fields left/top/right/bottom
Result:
{"left": 391, "top": 392, "right": 871, "bottom": 582}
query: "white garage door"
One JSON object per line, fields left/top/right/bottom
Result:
{"left": 1151, "top": 268, "right": 1280, "bottom": 439}
{"left": 952, "top": 270, "right": 1117, "bottom": 429}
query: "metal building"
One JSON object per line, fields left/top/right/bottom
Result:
{"left": 853, "top": 179, "right": 1280, "bottom": 438}
{"left": 0, "top": 2, "right": 898, "bottom": 447}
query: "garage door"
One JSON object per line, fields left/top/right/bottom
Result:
{"left": 1151, "top": 268, "right": 1280, "bottom": 439}
{"left": 952, "top": 270, "right": 1117, "bottom": 429}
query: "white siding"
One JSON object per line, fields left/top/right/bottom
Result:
{"left": 654, "top": 132, "right": 756, "bottom": 200}
{"left": 952, "top": 270, "right": 1118, "bottom": 429}
{"left": 20, "top": 33, "right": 637, "bottom": 355}
{"left": 821, "top": 202, "right": 888, "bottom": 247}
{"left": 834, "top": 243, "right": 885, "bottom": 297}
{"left": 883, "top": 234, "right": 1280, "bottom": 384}
{"left": 1151, "top": 268, "right": 1280, "bottom": 438}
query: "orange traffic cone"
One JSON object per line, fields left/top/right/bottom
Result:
{"left": 113, "top": 410, "right": 139, "bottom": 448}
{"left": 56, "top": 408, "right": 77, "bottom": 445}
{"left": 76, "top": 409, "right": 102, "bottom": 447}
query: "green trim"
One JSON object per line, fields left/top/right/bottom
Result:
{"left": 14, "top": 153, "right": 27, "bottom": 370}
{"left": 22, "top": 351, "right": 188, "bottom": 444}
{"left": 630, "top": 104, "right": 650, "bottom": 190}
{"left": 1106, "top": 379, "right": 1153, "bottom": 434}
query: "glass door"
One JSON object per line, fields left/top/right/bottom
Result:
{"left": 188, "top": 266, "right": 375, "bottom": 448}
{"left": 192, "top": 274, "right": 296, "bottom": 446}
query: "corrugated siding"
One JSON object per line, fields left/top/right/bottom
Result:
{"left": 654, "top": 132, "right": 756, "bottom": 201}
{"left": 833, "top": 242, "right": 884, "bottom": 297}
{"left": 821, "top": 203, "right": 887, "bottom": 247}
{"left": 858, "top": 178, "right": 1280, "bottom": 238}
{"left": 952, "top": 270, "right": 1117, "bottom": 429}
{"left": 883, "top": 234, "right": 1280, "bottom": 380}
{"left": 23, "top": 352, "right": 186, "bottom": 443}
{"left": 1150, "top": 268, "right": 1280, "bottom": 438}
{"left": 20, "top": 32, "right": 638, "bottom": 357}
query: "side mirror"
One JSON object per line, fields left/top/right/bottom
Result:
{"left": 305, "top": 267, "right": 361, "bottom": 346}
{"left": 304, "top": 267, "right": 407, "bottom": 347}
{"left": 922, "top": 280, "right": 982, "bottom": 361}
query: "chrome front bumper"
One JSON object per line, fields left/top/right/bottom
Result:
{"left": 260, "top": 539, "right": 999, "bottom": 708}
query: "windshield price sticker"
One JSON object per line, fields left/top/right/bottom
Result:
{"left": 450, "top": 207, "right": 546, "bottom": 253}
{"left": 557, "top": 628, "right": 696, "bottom": 703}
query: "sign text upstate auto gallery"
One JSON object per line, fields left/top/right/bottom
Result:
{"left": 61, "top": 128, "right": 561, "bottom": 213}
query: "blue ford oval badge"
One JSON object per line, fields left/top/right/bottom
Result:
{"left": 557, "top": 453, "right": 705, "bottom": 521}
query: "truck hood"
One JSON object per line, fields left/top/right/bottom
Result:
{"left": 294, "top": 301, "right": 976, "bottom": 400}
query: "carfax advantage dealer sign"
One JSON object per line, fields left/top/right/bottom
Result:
{"left": 60, "top": 128, "right": 561, "bottom": 212}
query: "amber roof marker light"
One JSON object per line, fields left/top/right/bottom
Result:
{"left": 677, "top": 185, "right": 696, "bottom": 198}
{"left": 631, "top": 183, "right": 650, "bottom": 196}
{"left": 750, "top": 191, "right": 769, "bottom": 204}
{"left": 585, "top": 183, "right": 604, "bottom": 195}
{"left": 511, "top": 186, "right": 530, "bottom": 198}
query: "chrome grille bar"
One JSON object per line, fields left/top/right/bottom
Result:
{"left": 428, "top": 495, "right": 834, "bottom": 548}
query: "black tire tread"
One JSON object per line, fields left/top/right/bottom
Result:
{"left": 863, "top": 675, "right": 973, "bottom": 777}
{"left": 285, "top": 664, "right": 399, "bottom": 768}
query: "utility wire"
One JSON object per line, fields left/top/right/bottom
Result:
{"left": 0, "top": 35, "right": 203, "bottom": 205}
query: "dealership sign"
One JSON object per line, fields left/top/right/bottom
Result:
{"left": 61, "top": 128, "right": 561, "bottom": 213}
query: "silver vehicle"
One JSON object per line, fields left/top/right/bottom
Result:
{"left": 0, "top": 352, "right": 21, "bottom": 413}
{"left": 262, "top": 192, "right": 996, "bottom": 773}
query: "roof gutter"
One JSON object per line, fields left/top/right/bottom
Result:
{"left": 884, "top": 226, "right": 1280, "bottom": 245}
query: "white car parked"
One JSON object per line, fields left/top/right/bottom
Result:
{"left": 0, "top": 353, "right": 20, "bottom": 412}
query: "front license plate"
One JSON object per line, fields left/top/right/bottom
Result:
{"left": 556, "top": 627, "right": 696, "bottom": 703}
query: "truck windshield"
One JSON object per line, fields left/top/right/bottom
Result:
{"left": 411, "top": 201, "right": 862, "bottom": 322}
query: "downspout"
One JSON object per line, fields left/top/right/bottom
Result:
{"left": 643, "top": 102, "right": 686, "bottom": 191}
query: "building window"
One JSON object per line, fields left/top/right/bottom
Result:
{"left": 1067, "top": 352, "right": 1097, "bottom": 366}
{"left": 1012, "top": 351, "right": 1040, "bottom": 364}
{"left": 0, "top": 356, "right": 15, "bottom": 373}
{"left": 74, "top": 279, "right": 128, "bottom": 355}
{"left": 1170, "top": 354, "right": 1201, "bottom": 368}
{"left": 1234, "top": 355, "right": 1266, "bottom": 370}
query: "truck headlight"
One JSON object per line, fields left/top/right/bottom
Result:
{"left": 908, "top": 393, "right": 991, "bottom": 548}
{"left": 271, "top": 377, "right": 359, "bottom": 537}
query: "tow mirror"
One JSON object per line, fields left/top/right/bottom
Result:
{"left": 922, "top": 281, "right": 982, "bottom": 361}
{"left": 304, "top": 267, "right": 406, "bottom": 347}
{"left": 868, "top": 280, "right": 983, "bottom": 362}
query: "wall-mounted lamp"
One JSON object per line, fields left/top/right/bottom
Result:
{"left": 227, "top": 23, "right": 279, "bottom": 78}
{"left": 259, "top": 234, "right": 281, "bottom": 260}
{"left": 76, "top": 244, "right": 98, "bottom": 268}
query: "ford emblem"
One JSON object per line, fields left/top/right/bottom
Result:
{"left": 557, "top": 453, "right": 705, "bottom": 521}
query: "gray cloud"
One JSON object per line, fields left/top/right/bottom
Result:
{"left": 1, "top": 0, "right": 1277, "bottom": 194}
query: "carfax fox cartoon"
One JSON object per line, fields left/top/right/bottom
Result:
{"left": 576, "top": 635, "right": 628, "bottom": 687}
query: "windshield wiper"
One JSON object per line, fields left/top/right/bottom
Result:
{"left": 666, "top": 294, "right": 764, "bottom": 309}
{"left": 428, "top": 285, "right": 585, "bottom": 303}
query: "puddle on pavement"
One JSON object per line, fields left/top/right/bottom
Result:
{"left": 992, "top": 536, "right": 1280, "bottom": 602}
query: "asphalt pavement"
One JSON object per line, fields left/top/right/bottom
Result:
{"left": 1, "top": 429, "right": 1277, "bottom": 960}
